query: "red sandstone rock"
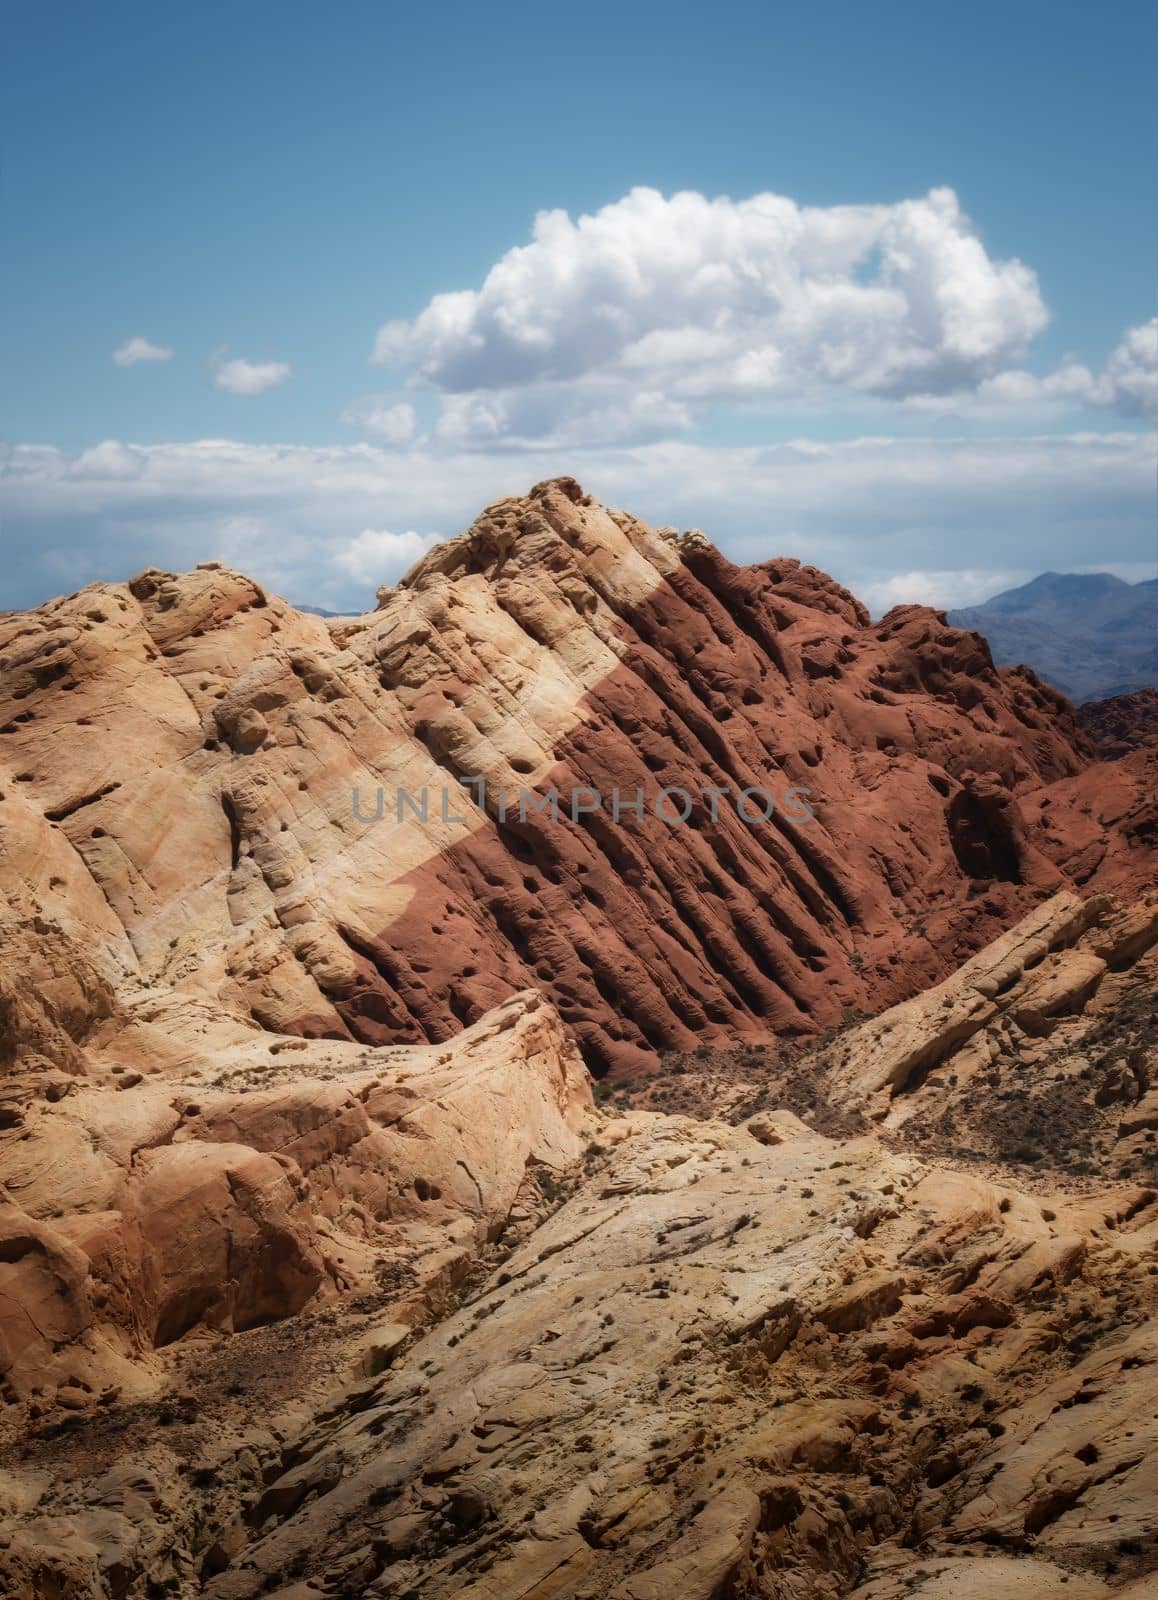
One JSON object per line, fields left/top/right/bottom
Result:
{"left": 2, "top": 479, "right": 1139, "bottom": 1081}
{"left": 1078, "top": 688, "right": 1158, "bottom": 757}
{"left": 1, "top": 484, "right": 1155, "bottom": 1600}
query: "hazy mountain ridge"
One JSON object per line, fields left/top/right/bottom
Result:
{"left": 950, "top": 571, "right": 1158, "bottom": 704}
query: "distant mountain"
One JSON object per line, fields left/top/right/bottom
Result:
{"left": 950, "top": 571, "right": 1158, "bottom": 704}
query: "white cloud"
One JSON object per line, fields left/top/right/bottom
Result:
{"left": 2, "top": 431, "right": 1152, "bottom": 615}
{"left": 113, "top": 336, "right": 173, "bottom": 366}
{"left": 1090, "top": 316, "right": 1158, "bottom": 419}
{"left": 901, "top": 361, "right": 1097, "bottom": 416}
{"left": 342, "top": 398, "right": 417, "bottom": 445}
{"left": 903, "top": 319, "right": 1158, "bottom": 421}
{"left": 67, "top": 441, "right": 144, "bottom": 481}
{"left": 374, "top": 186, "right": 1049, "bottom": 442}
{"left": 858, "top": 567, "right": 1038, "bottom": 614}
{"left": 213, "top": 357, "right": 292, "bottom": 396}
{"left": 334, "top": 527, "right": 438, "bottom": 585}
{"left": 433, "top": 385, "right": 694, "bottom": 448}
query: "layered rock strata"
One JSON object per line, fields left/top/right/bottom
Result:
{"left": 0, "top": 478, "right": 1136, "bottom": 1079}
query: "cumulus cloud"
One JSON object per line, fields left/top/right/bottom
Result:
{"left": 373, "top": 186, "right": 1050, "bottom": 442}
{"left": 213, "top": 357, "right": 292, "bottom": 396}
{"left": 334, "top": 527, "right": 438, "bottom": 585}
{"left": 2, "top": 431, "right": 1152, "bottom": 615}
{"left": 905, "top": 319, "right": 1158, "bottom": 420}
{"left": 342, "top": 398, "right": 417, "bottom": 445}
{"left": 67, "top": 441, "right": 145, "bottom": 481}
{"left": 113, "top": 336, "right": 173, "bottom": 366}
{"left": 1089, "top": 316, "right": 1158, "bottom": 419}
{"left": 901, "top": 361, "right": 1097, "bottom": 416}
{"left": 433, "top": 385, "right": 694, "bottom": 449}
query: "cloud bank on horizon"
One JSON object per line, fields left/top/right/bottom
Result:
{"left": 5, "top": 185, "right": 1157, "bottom": 616}
{"left": 5, "top": 430, "right": 1153, "bottom": 620}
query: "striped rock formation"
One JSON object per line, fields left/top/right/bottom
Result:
{"left": 2, "top": 477, "right": 1145, "bottom": 1084}
{"left": 1, "top": 483, "right": 1156, "bottom": 1598}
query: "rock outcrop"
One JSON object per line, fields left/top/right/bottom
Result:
{"left": 1, "top": 892, "right": 1156, "bottom": 1598}
{"left": 3, "top": 966, "right": 1155, "bottom": 1595}
{"left": 830, "top": 889, "right": 1122, "bottom": 1105}
{"left": 1079, "top": 689, "right": 1158, "bottom": 757}
{"left": 166, "top": 1113, "right": 1157, "bottom": 1600}
{"left": 0, "top": 478, "right": 1134, "bottom": 1081}
{"left": 0, "top": 914, "right": 121, "bottom": 1080}
{"left": 2, "top": 484, "right": 1156, "bottom": 1600}
{"left": 0, "top": 991, "right": 590, "bottom": 1406}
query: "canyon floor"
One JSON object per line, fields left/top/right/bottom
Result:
{"left": 1, "top": 483, "right": 1155, "bottom": 1598}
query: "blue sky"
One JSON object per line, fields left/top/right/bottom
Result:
{"left": 2, "top": 0, "right": 1155, "bottom": 612}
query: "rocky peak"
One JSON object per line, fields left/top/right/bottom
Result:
{"left": 0, "top": 481, "right": 1145, "bottom": 1080}
{"left": 1, "top": 484, "right": 1155, "bottom": 1599}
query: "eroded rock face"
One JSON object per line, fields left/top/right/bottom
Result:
{"left": 0, "top": 915, "right": 120, "bottom": 1081}
{"left": 0, "top": 893, "right": 1154, "bottom": 1598}
{"left": 2, "top": 485, "right": 1156, "bottom": 1600}
{"left": 0, "top": 478, "right": 1121, "bottom": 1079}
{"left": 827, "top": 890, "right": 1158, "bottom": 1153}
{"left": 0, "top": 991, "right": 590, "bottom": 1406}
{"left": 4, "top": 1043, "right": 1153, "bottom": 1599}
{"left": 169, "top": 1109, "right": 1152, "bottom": 1600}
{"left": 1079, "top": 689, "right": 1158, "bottom": 758}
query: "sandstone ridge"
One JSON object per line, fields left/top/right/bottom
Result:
{"left": 1, "top": 484, "right": 1155, "bottom": 1599}
{"left": 2, "top": 479, "right": 1149, "bottom": 1081}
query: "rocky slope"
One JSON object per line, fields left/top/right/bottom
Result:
{"left": 1, "top": 478, "right": 1148, "bottom": 1084}
{"left": 2, "top": 482, "right": 1156, "bottom": 1599}
{"left": 0, "top": 987, "right": 589, "bottom": 1408}
{"left": 1079, "top": 690, "right": 1158, "bottom": 758}
{"left": 1, "top": 890, "right": 1155, "bottom": 1600}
